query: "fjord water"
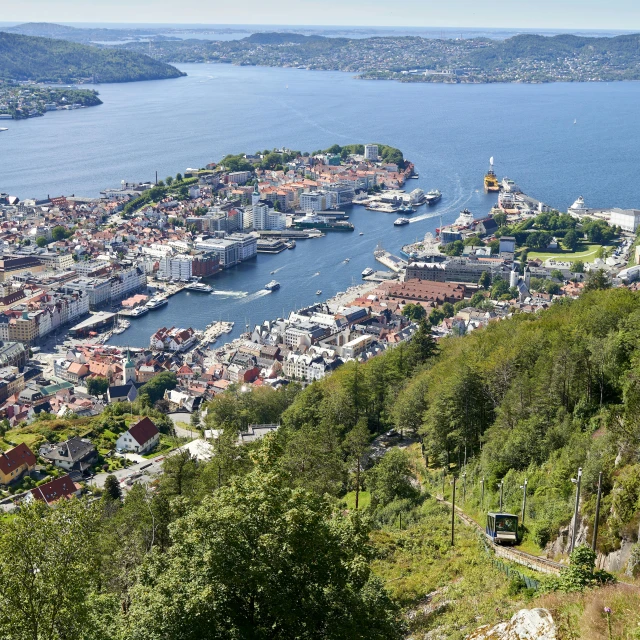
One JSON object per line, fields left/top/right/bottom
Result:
{"left": 2, "top": 63, "right": 640, "bottom": 345}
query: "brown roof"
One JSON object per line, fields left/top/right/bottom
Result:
{"left": 128, "top": 417, "right": 159, "bottom": 446}
{"left": 0, "top": 443, "right": 36, "bottom": 475}
{"left": 31, "top": 474, "right": 79, "bottom": 504}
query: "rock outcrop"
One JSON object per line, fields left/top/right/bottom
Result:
{"left": 466, "top": 608, "right": 556, "bottom": 640}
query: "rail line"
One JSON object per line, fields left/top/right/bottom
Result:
{"left": 435, "top": 495, "right": 564, "bottom": 575}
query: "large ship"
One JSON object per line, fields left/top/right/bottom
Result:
{"left": 484, "top": 157, "right": 500, "bottom": 192}
{"left": 145, "top": 297, "right": 168, "bottom": 310}
{"left": 264, "top": 280, "right": 281, "bottom": 291}
{"left": 293, "top": 215, "right": 354, "bottom": 232}
{"left": 454, "top": 208, "right": 475, "bottom": 226}
{"left": 129, "top": 306, "right": 149, "bottom": 318}
{"left": 426, "top": 189, "right": 442, "bottom": 205}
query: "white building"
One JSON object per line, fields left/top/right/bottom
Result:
{"left": 227, "top": 233, "right": 258, "bottom": 260}
{"left": 228, "top": 171, "right": 252, "bottom": 185}
{"left": 36, "top": 252, "right": 75, "bottom": 271}
{"left": 158, "top": 255, "right": 192, "bottom": 280}
{"left": 196, "top": 238, "right": 240, "bottom": 268}
{"left": 252, "top": 203, "right": 286, "bottom": 230}
{"left": 364, "top": 144, "right": 379, "bottom": 161}
{"left": 300, "top": 191, "right": 330, "bottom": 213}
{"left": 608, "top": 208, "right": 640, "bottom": 233}
{"left": 115, "top": 417, "right": 160, "bottom": 454}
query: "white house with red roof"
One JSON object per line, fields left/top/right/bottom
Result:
{"left": 115, "top": 416, "right": 160, "bottom": 454}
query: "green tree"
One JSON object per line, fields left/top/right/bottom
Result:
{"left": 571, "top": 260, "right": 585, "bottom": 273}
{"left": 139, "top": 372, "right": 177, "bottom": 405}
{"left": 175, "top": 172, "right": 182, "bottom": 182}
{"left": 165, "top": 176, "right": 173, "bottom": 186}
{"left": 367, "top": 449, "right": 419, "bottom": 508}
{"left": 493, "top": 212, "right": 507, "bottom": 227}
{"left": 563, "top": 229, "right": 579, "bottom": 252}
{"left": 51, "top": 225, "right": 69, "bottom": 242}
{"left": 86, "top": 376, "right": 109, "bottom": 397}
{"left": 584, "top": 268, "right": 611, "bottom": 292}
{"left": 441, "top": 301, "right": 455, "bottom": 318}
{"left": 103, "top": 474, "right": 122, "bottom": 502}
{"left": 402, "top": 302, "right": 426, "bottom": 322}
{"left": 429, "top": 308, "right": 445, "bottom": 325}
{"left": 343, "top": 418, "right": 371, "bottom": 510}
{"left": 126, "top": 469, "right": 402, "bottom": 639}
{"left": 478, "top": 270, "right": 492, "bottom": 289}
{"left": 36, "top": 236, "right": 47, "bottom": 248}
{"left": 551, "top": 269, "right": 564, "bottom": 280}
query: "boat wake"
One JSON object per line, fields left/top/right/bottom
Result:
{"left": 311, "top": 272, "right": 321, "bottom": 277}
{"left": 271, "top": 265, "right": 287, "bottom": 274}
{"left": 241, "top": 289, "right": 271, "bottom": 303}
{"left": 409, "top": 181, "right": 472, "bottom": 224}
{"left": 211, "top": 290, "right": 248, "bottom": 298}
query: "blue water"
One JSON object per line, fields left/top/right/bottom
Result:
{"left": 1, "top": 63, "right": 640, "bottom": 346}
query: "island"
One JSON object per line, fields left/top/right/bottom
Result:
{"left": 0, "top": 32, "right": 185, "bottom": 84}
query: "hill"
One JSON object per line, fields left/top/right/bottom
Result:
{"left": 0, "top": 32, "right": 185, "bottom": 83}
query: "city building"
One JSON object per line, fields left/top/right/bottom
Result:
{"left": 116, "top": 417, "right": 160, "bottom": 454}
{"left": 364, "top": 144, "right": 379, "bottom": 161}
{"left": 0, "top": 443, "right": 36, "bottom": 485}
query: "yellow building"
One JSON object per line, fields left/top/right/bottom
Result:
{"left": 0, "top": 443, "right": 36, "bottom": 485}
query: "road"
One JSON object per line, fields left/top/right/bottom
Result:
{"left": 167, "top": 412, "right": 200, "bottom": 439}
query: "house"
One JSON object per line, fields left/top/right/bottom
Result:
{"left": 29, "top": 474, "right": 81, "bottom": 505}
{"left": 0, "top": 442, "right": 36, "bottom": 485}
{"left": 107, "top": 382, "right": 139, "bottom": 404}
{"left": 39, "top": 437, "right": 97, "bottom": 475}
{"left": 115, "top": 416, "right": 160, "bottom": 454}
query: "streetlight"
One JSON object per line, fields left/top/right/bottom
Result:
{"left": 570, "top": 467, "right": 583, "bottom": 554}
{"left": 519, "top": 478, "right": 528, "bottom": 527}
{"left": 498, "top": 480, "right": 504, "bottom": 512}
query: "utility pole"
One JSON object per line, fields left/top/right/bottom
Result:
{"left": 520, "top": 478, "right": 528, "bottom": 526}
{"left": 451, "top": 476, "right": 456, "bottom": 546}
{"left": 499, "top": 480, "right": 504, "bottom": 512}
{"left": 570, "top": 467, "right": 583, "bottom": 554}
{"left": 481, "top": 477, "right": 485, "bottom": 508}
{"left": 592, "top": 471, "right": 603, "bottom": 552}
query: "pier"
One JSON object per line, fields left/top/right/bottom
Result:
{"left": 200, "top": 321, "right": 235, "bottom": 345}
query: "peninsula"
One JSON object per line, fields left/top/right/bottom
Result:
{"left": 0, "top": 32, "right": 185, "bottom": 84}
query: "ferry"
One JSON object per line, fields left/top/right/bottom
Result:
{"left": 0, "top": 128, "right": 8, "bottom": 133}
{"left": 484, "top": 157, "right": 500, "bottom": 193}
{"left": 129, "top": 306, "right": 149, "bottom": 318}
{"left": 146, "top": 297, "right": 168, "bottom": 310}
{"left": 362, "top": 267, "right": 374, "bottom": 277}
{"left": 398, "top": 204, "right": 415, "bottom": 214}
{"left": 264, "top": 280, "right": 281, "bottom": 291}
{"left": 285, "top": 240, "right": 296, "bottom": 249}
{"left": 394, "top": 217, "right": 410, "bottom": 226}
{"left": 316, "top": 290, "right": 322, "bottom": 295}
{"left": 426, "top": 189, "right": 442, "bottom": 205}
{"left": 184, "top": 282, "right": 213, "bottom": 293}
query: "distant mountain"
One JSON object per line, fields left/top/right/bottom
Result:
{"left": 0, "top": 32, "right": 185, "bottom": 83}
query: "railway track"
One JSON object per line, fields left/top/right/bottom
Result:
{"left": 435, "top": 495, "right": 564, "bottom": 575}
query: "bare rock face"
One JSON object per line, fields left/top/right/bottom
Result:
{"left": 466, "top": 608, "right": 556, "bottom": 640}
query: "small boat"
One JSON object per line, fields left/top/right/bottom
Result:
{"left": 362, "top": 267, "right": 374, "bottom": 277}
{"left": 0, "top": 128, "right": 8, "bottom": 132}
{"left": 394, "top": 217, "right": 410, "bottom": 226}
{"left": 314, "top": 271, "right": 320, "bottom": 276}
{"left": 344, "top": 258, "right": 350, "bottom": 263}
{"left": 270, "top": 270, "right": 276, "bottom": 274}
{"left": 359, "top": 232, "right": 364, "bottom": 236}
{"left": 112, "top": 327, "right": 125, "bottom": 335}
{"left": 574, "top": 118, "right": 577, "bottom": 125}
{"left": 146, "top": 297, "right": 168, "bottom": 310}
{"left": 264, "top": 280, "right": 280, "bottom": 291}
{"left": 316, "top": 290, "right": 322, "bottom": 295}
{"left": 411, "top": 174, "right": 419, "bottom": 179}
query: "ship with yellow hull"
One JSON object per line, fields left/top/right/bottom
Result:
{"left": 484, "top": 156, "right": 500, "bottom": 192}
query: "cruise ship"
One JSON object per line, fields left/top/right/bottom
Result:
{"left": 394, "top": 217, "right": 410, "bottom": 226}
{"left": 129, "top": 306, "right": 149, "bottom": 318}
{"left": 484, "top": 157, "right": 500, "bottom": 192}
{"left": 454, "top": 209, "right": 475, "bottom": 226}
{"left": 146, "top": 297, "right": 168, "bottom": 310}
{"left": 426, "top": 189, "right": 442, "bottom": 205}
{"left": 264, "top": 280, "right": 280, "bottom": 291}
{"left": 184, "top": 282, "right": 213, "bottom": 293}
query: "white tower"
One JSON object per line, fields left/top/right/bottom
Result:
{"left": 509, "top": 263, "right": 518, "bottom": 288}
{"left": 252, "top": 183, "right": 260, "bottom": 206}
{"left": 524, "top": 265, "right": 531, "bottom": 289}
{"left": 123, "top": 349, "right": 136, "bottom": 385}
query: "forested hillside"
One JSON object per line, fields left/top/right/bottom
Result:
{"left": 0, "top": 33, "right": 185, "bottom": 83}
{"left": 3, "top": 288, "right": 640, "bottom": 637}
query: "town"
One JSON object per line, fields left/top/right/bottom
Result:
{"left": 0, "top": 142, "right": 639, "bottom": 513}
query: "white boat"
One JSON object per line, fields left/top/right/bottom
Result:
{"left": 146, "top": 297, "right": 168, "bottom": 310}
{"left": 359, "top": 232, "right": 364, "bottom": 236}
{"left": 112, "top": 327, "right": 125, "bottom": 335}
{"left": 362, "top": 267, "right": 374, "bottom": 277}
{"left": 454, "top": 209, "right": 474, "bottom": 226}
{"left": 314, "top": 271, "right": 320, "bottom": 276}
{"left": 184, "top": 282, "right": 213, "bottom": 293}
{"left": 394, "top": 217, "right": 410, "bottom": 226}
{"left": 344, "top": 258, "right": 350, "bottom": 263}
{"left": 264, "top": 280, "right": 280, "bottom": 291}
{"left": 316, "top": 290, "right": 322, "bottom": 295}
{"left": 129, "top": 306, "right": 149, "bottom": 317}
{"left": 0, "top": 128, "right": 8, "bottom": 132}
{"left": 569, "top": 196, "right": 589, "bottom": 215}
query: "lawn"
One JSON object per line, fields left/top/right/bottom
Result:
{"left": 525, "top": 243, "right": 605, "bottom": 264}
{"left": 142, "top": 434, "right": 182, "bottom": 459}
{"left": 343, "top": 490, "right": 371, "bottom": 511}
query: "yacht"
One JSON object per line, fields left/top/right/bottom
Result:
{"left": 426, "top": 189, "right": 442, "bottom": 205}
{"left": 264, "top": 280, "right": 281, "bottom": 291}
{"left": 146, "top": 297, "right": 168, "bottom": 310}
{"left": 129, "top": 306, "right": 149, "bottom": 318}
{"left": 362, "top": 267, "right": 374, "bottom": 277}
{"left": 394, "top": 217, "right": 410, "bottom": 226}
{"left": 454, "top": 209, "right": 474, "bottom": 227}
{"left": 184, "top": 282, "right": 213, "bottom": 293}
{"left": 112, "top": 327, "right": 125, "bottom": 335}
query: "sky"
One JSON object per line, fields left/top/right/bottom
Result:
{"left": 2, "top": 0, "right": 640, "bottom": 30}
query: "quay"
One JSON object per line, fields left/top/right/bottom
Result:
{"left": 201, "top": 321, "right": 234, "bottom": 345}
{"left": 374, "top": 245, "right": 408, "bottom": 272}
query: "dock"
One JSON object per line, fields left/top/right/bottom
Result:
{"left": 373, "top": 246, "right": 408, "bottom": 273}
{"left": 200, "top": 321, "right": 234, "bottom": 345}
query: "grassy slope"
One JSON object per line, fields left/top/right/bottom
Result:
{"left": 0, "top": 32, "right": 185, "bottom": 83}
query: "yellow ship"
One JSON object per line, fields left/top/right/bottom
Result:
{"left": 484, "top": 156, "right": 500, "bottom": 192}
